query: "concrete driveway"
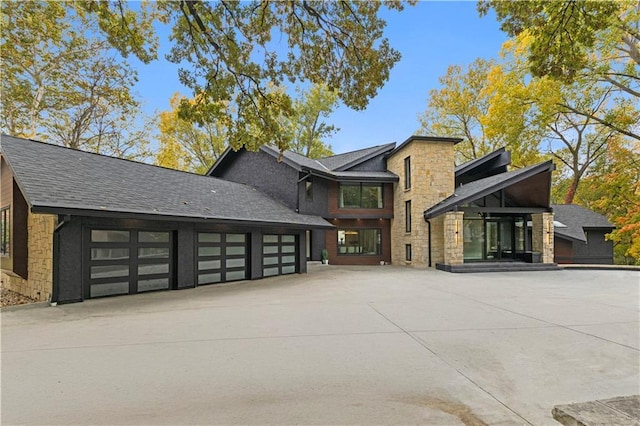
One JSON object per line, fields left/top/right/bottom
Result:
{"left": 2, "top": 266, "right": 639, "bottom": 425}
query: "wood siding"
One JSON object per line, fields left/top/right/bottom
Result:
{"left": 327, "top": 181, "right": 394, "bottom": 218}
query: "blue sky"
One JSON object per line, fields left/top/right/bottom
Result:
{"left": 134, "top": 1, "right": 508, "bottom": 154}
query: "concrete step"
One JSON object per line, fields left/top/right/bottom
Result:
{"left": 436, "top": 262, "right": 560, "bottom": 273}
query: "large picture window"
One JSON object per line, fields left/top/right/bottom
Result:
{"left": 339, "top": 184, "right": 383, "bottom": 209}
{"left": 1, "top": 207, "right": 9, "bottom": 256}
{"left": 337, "top": 229, "right": 381, "bottom": 255}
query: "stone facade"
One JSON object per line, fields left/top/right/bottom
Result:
{"left": 387, "top": 139, "right": 456, "bottom": 267}
{"left": 0, "top": 212, "right": 56, "bottom": 301}
{"left": 443, "top": 211, "right": 464, "bottom": 266}
{"left": 532, "top": 212, "right": 554, "bottom": 263}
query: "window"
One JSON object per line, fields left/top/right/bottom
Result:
{"left": 337, "top": 229, "right": 381, "bottom": 255}
{"left": 339, "top": 184, "right": 383, "bottom": 209}
{"left": 405, "top": 244, "right": 412, "bottom": 261}
{"left": 405, "top": 200, "right": 412, "bottom": 233}
{"left": 404, "top": 156, "right": 411, "bottom": 189}
{"left": 305, "top": 179, "right": 313, "bottom": 201}
{"left": 1, "top": 207, "right": 9, "bottom": 255}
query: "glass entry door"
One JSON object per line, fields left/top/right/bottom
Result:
{"left": 485, "top": 218, "right": 514, "bottom": 260}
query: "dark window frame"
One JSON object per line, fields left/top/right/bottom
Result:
{"left": 405, "top": 244, "right": 412, "bottom": 261}
{"left": 337, "top": 228, "right": 382, "bottom": 256}
{"left": 338, "top": 183, "right": 384, "bottom": 209}
{"left": 305, "top": 179, "right": 313, "bottom": 201}
{"left": 405, "top": 200, "right": 412, "bottom": 233}
{"left": 1, "top": 207, "right": 9, "bottom": 256}
{"left": 404, "top": 156, "right": 411, "bottom": 189}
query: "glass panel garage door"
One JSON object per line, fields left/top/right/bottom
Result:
{"left": 197, "top": 233, "right": 247, "bottom": 285}
{"left": 87, "top": 229, "right": 173, "bottom": 298}
{"left": 262, "top": 234, "right": 297, "bottom": 277}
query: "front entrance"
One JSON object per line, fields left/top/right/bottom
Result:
{"left": 464, "top": 215, "right": 527, "bottom": 262}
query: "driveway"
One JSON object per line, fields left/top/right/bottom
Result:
{"left": 2, "top": 266, "right": 639, "bottom": 425}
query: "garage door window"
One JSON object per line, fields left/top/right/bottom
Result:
{"left": 262, "top": 234, "right": 297, "bottom": 277}
{"left": 87, "top": 229, "right": 172, "bottom": 298}
{"left": 197, "top": 232, "right": 247, "bottom": 285}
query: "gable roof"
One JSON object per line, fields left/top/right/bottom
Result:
{"left": 0, "top": 135, "right": 332, "bottom": 229}
{"left": 424, "top": 160, "right": 555, "bottom": 219}
{"left": 386, "top": 135, "right": 463, "bottom": 159}
{"left": 317, "top": 143, "right": 396, "bottom": 171}
{"left": 552, "top": 204, "right": 614, "bottom": 242}
{"left": 208, "top": 144, "right": 398, "bottom": 182}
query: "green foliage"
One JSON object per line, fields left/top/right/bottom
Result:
{"left": 479, "top": 0, "right": 621, "bottom": 83}
{"left": 575, "top": 141, "right": 640, "bottom": 264}
{"left": 155, "top": 93, "right": 227, "bottom": 174}
{"left": 73, "top": 0, "right": 414, "bottom": 152}
{"left": 418, "top": 58, "right": 545, "bottom": 167}
{"left": 1, "top": 0, "right": 150, "bottom": 159}
{"left": 287, "top": 84, "right": 338, "bottom": 159}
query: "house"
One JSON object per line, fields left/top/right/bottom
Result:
{"left": 552, "top": 204, "right": 615, "bottom": 264}
{"left": 209, "top": 136, "right": 557, "bottom": 271}
{"left": 0, "top": 135, "right": 332, "bottom": 303}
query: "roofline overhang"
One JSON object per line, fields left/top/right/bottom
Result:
{"left": 30, "top": 204, "right": 334, "bottom": 229}
{"left": 205, "top": 146, "right": 234, "bottom": 176}
{"left": 455, "top": 147, "right": 507, "bottom": 176}
{"left": 0, "top": 149, "right": 33, "bottom": 209}
{"left": 553, "top": 231, "right": 587, "bottom": 244}
{"left": 424, "top": 160, "right": 555, "bottom": 219}
{"left": 386, "top": 135, "right": 463, "bottom": 159}
{"left": 304, "top": 168, "right": 399, "bottom": 183}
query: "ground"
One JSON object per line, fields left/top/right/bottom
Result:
{"left": 2, "top": 265, "right": 639, "bottom": 425}
{"left": 0, "top": 288, "right": 37, "bottom": 307}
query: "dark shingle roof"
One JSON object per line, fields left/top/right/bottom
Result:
{"left": 318, "top": 143, "right": 396, "bottom": 171}
{"left": 0, "top": 135, "right": 332, "bottom": 228}
{"left": 209, "top": 144, "right": 398, "bottom": 182}
{"left": 424, "top": 160, "right": 555, "bottom": 219}
{"left": 552, "top": 204, "right": 614, "bottom": 242}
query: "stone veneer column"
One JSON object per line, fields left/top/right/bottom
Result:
{"left": 27, "top": 213, "right": 56, "bottom": 301}
{"left": 386, "top": 139, "right": 456, "bottom": 267}
{"left": 443, "top": 211, "right": 464, "bottom": 266}
{"left": 532, "top": 212, "right": 554, "bottom": 263}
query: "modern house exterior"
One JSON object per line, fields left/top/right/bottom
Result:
{"left": 0, "top": 135, "right": 331, "bottom": 303}
{"left": 209, "top": 136, "right": 557, "bottom": 271}
{"left": 552, "top": 204, "right": 615, "bottom": 264}
{"left": 3, "top": 133, "right": 587, "bottom": 304}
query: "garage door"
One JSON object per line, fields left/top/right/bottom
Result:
{"left": 196, "top": 232, "right": 247, "bottom": 285}
{"left": 262, "top": 234, "right": 297, "bottom": 277}
{"left": 87, "top": 229, "right": 173, "bottom": 298}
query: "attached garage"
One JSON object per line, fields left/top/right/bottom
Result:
{"left": 1, "top": 135, "right": 332, "bottom": 303}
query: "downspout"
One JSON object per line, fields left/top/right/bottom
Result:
{"left": 51, "top": 215, "right": 70, "bottom": 305}
{"left": 426, "top": 219, "right": 432, "bottom": 268}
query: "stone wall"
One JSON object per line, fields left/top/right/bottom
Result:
{"left": 532, "top": 212, "right": 554, "bottom": 263}
{"left": 0, "top": 212, "right": 56, "bottom": 301}
{"left": 387, "top": 139, "right": 456, "bottom": 267}
{"left": 443, "top": 211, "right": 464, "bottom": 265}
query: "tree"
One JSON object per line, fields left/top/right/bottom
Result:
{"left": 479, "top": 0, "right": 640, "bottom": 140}
{"left": 155, "top": 93, "right": 227, "bottom": 174}
{"left": 74, "top": 0, "right": 414, "bottom": 152}
{"left": 286, "top": 84, "right": 338, "bottom": 158}
{"left": 576, "top": 140, "right": 640, "bottom": 264}
{"left": 418, "top": 58, "right": 546, "bottom": 166}
{"left": 1, "top": 1, "right": 150, "bottom": 159}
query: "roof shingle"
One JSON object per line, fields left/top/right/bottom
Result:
{"left": 1, "top": 135, "right": 332, "bottom": 228}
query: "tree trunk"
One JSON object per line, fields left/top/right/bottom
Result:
{"left": 564, "top": 176, "right": 580, "bottom": 204}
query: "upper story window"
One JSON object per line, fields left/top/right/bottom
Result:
{"left": 405, "top": 200, "right": 412, "bottom": 233}
{"left": 404, "top": 156, "right": 411, "bottom": 189}
{"left": 1, "top": 207, "right": 9, "bottom": 256}
{"left": 339, "top": 183, "right": 383, "bottom": 209}
{"left": 305, "top": 179, "right": 313, "bottom": 201}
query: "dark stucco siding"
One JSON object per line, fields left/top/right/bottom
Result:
{"left": 215, "top": 150, "right": 299, "bottom": 210}
{"left": 573, "top": 229, "right": 614, "bottom": 264}
{"left": 348, "top": 153, "right": 388, "bottom": 172}
{"left": 56, "top": 216, "right": 83, "bottom": 303}
{"left": 298, "top": 175, "right": 329, "bottom": 216}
